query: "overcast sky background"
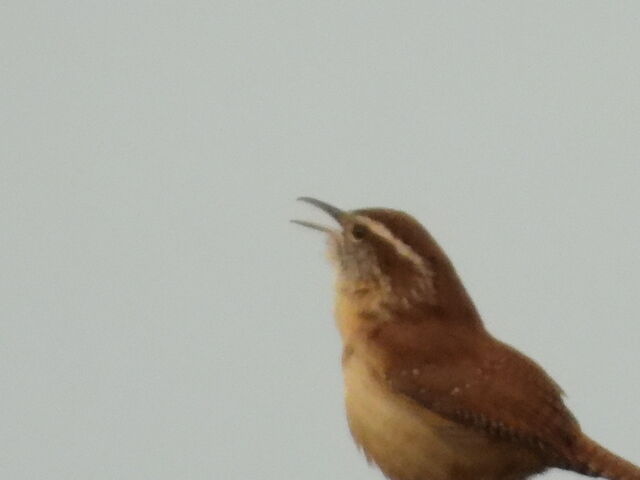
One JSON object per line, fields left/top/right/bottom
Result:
{"left": 2, "top": 2, "right": 640, "bottom": 479}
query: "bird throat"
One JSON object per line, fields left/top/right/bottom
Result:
{"left": 334, "top": 278, "right": 392, "bottom": 342}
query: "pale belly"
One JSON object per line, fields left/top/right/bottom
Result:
{"left": 343, "top": 351, "right": 545, "bottom": 480}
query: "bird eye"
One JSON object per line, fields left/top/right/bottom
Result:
{"left": 351, "top": 224, "right": 367, "bottom": 240}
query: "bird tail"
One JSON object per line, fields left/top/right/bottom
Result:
{"left": 571, "top": 435, "right": 640, "bottom": 480}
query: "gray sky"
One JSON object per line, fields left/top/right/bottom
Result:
{"left": 2, "top": 2, "right": 639, "bottom": 479}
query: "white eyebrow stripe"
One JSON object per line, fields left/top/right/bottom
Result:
{"left": 354, "top": 215, "right": 428, "bottom": 274}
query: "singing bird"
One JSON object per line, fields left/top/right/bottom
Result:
{"left": 293, "top": 197, "right": 640, "bottom": 480}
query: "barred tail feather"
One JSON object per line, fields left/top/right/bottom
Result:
{"left": 572, "top": 436, "right": 640, "bottom": 480}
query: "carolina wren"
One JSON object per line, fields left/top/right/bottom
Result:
{"left": 293, "top": 197, "right": 640, "bottom": 480}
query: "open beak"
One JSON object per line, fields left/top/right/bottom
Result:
{"left": 291, "top": 197, "right": 345, "bottom": 233}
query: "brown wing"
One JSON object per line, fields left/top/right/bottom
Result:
{"left": 370, "top": 320, "right": 582, "bottom": 461}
